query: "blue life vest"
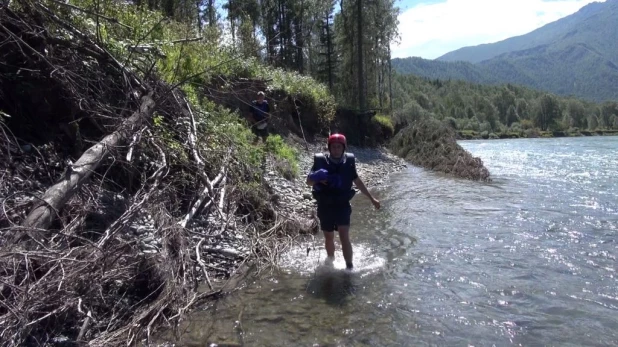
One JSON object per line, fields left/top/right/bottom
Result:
{"left": 311, "top": 152, "right": 357, "bottom": 204}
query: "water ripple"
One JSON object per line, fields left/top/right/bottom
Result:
{"left": 169, "top": 137, "right": 618, "bottom": 347}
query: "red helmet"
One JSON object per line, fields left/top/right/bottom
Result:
{"left": 327, "top": 133, "right": 347, "bottom": 149}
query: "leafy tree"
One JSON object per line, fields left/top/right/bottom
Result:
{"left": 534, "top": 94, "right": 562, "bottom": 130}
{"left": 505, "top": 105, "right": 519, "bottom": 127}
{"left": 567, "top": 99, "right": 587, "bottom": 128}
{"left": 587, "top": 114, "right": 599, "bottom": 130}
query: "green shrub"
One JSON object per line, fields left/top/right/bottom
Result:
{"left": 264, "top": 135, "right": 299, "bottom": 179}
{"left": 509, "top": 122, "right": 522, "bottom": 133}
{"left": 443, "top": 117, "right": 457, "bottom": 130}
{"left": 67, "top": 0, "right": 336, "bottom": 124}
{"left": 520, "top": 119, "right": 535, "bottom": 130}
{"left": 479, "top": 122, "right": 492, "bottom": 133}
{"left": 371, "top": 114, "right": 395, "bottom": 138}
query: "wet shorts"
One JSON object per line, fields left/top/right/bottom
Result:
{"left": 317, "top": 203, "right": 352, "bottom": 232}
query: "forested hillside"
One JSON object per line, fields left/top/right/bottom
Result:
{"left": 392, "top": 0, "right": 618, "bottom": 103}
{"left": 391, "top": 74, "right": 618, "bottom": 139}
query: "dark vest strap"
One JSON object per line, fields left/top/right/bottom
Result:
{"left": 313, "top": 152, "right": 355, "bottom": 168}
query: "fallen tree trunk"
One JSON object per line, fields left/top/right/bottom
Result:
{"left": 21, "top": 92, "right": 156, "bottom": 233}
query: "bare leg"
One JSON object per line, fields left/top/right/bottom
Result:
{"left": 323, "top": 231, "right": 335, "bottom": 259}
{"left": 337, "top": 226, "right": 353, "bottom": 268}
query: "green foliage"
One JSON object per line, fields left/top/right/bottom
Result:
{"left": 48, "top": 0, "right": 346, "bottom": 188}
{"left": 567, "top": 100, "right": 587, "bottom": 129}
{"left": 203, "top": 106, "right": 265, "bottom": 171}
{"left": 64, "top": 0, "right": 336, "bottom": 124}
{"left": 509, "top": 122, "right": 522, "bottom": 134}
{"left": 479, "top": 121, "right": 492, "bottom": 133}
{"left": 264, "top": 68, "right": 336, "bottom": 124}
{"left": 391, "top": 101, "right": 431, "bottom": 129}
{"left": 520, "top": 119, "right": 535, "bottom": 130}
{"left": 534, "top": 94, "right": 562, "bottom": 131}
{"left": 371, "top": 114, "right": 395, "bottom": 137}
{"left": 264, "top": 135, "right": 299, "bottom": 179}
{"left": 600, "top": 102, "right": 618, "bottom": 129}
{"left": 505, "top": 105, "right": 519, "bottom": 127}
{"left": 391, "top": 72, "right": 607, "bottom": 134}
{"left": 333, "top": 0, "right": 400, "bottom": 110}
{"left": 458, "top": 118, "right": 480, "bottom": 131}
{"left": 443, "top": 117, "right": 457, "bottom": 130}
{"left": 587, "top": 114, "right": 599, "bottom": 130}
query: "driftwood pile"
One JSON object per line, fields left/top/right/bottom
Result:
{"left": 0, "top": 2, "right": 300, "bottom": 346}
{"left": 390, "top": 118, "right": 492, "bottom": 181}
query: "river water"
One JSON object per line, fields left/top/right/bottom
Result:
{"left": 174, "top": 136, "right": 617, "bottom": 347}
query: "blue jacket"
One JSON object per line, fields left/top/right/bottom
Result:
{"left": 250, "top": 100, "right": 270, "bottom": 121}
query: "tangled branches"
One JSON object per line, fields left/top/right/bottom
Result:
{"left": 390, "top": 118, "right": 492, "bottom": 181}
{"left": 0, "top": 2, "right": 298, "bottom": 346}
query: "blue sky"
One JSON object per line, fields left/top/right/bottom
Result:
{"left": 392, "top": 0, "right": 606, "bottom": 59}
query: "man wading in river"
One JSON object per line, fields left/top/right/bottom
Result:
{"left": 306, "top": 133, "right": 381, "bottom": 269}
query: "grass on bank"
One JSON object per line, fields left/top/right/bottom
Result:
{"left": 44, "top": 0, "right": 331, "bottom": 179}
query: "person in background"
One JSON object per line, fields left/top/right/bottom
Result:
{"left": 249, "top": 91, "right": 270, "bottom": 142}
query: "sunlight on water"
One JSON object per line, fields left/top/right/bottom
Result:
{"left": 160, "top": 137, "right": 618, "bottom": 347}
{"left": 278, "top": 239, "right": 386, "bottom": 277}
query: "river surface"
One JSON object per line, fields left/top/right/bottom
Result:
{"left": 174, "top": 136, "right": 618, "bottom": 347}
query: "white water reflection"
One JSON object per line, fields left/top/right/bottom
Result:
{"left": 278, "top": 239, "right": 387, "bottom": 278}
{"left": 157, "top": 136, "right": 618, "bottom": 347}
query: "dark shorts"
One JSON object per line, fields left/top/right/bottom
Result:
{"left": 317, "top": 202, "right": 352, "bottom": 232}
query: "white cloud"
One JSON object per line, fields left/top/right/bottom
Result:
{"left": 392, "top": 0, "right": 606, "bottom": 59}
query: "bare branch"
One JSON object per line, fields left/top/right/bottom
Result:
{"left": 195, "top": 238, "right": 213, "bottom": 290}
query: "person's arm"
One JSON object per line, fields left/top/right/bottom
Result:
{"left": 349, "top": 157, "right": 379, "bottom": 209}
{"left": 353, "top": 177, "right": 380, "bottom": 209}
{"left": 353, "top": 177, "right": 373, "bottom": 199}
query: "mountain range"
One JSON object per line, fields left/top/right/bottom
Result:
{"left": 392, "top": 0, "right": 618, "bottom": 102}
